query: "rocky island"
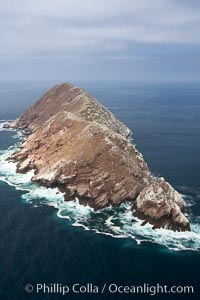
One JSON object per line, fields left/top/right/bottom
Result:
{"left": 6, "top": 83, "right": 190, "bottom": 232}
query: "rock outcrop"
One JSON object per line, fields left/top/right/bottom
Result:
{"left": 6, "top": 83, "right": 190, "bottom": 232}
{"left": 134, "top": 178, "right": 190, "bottom": 231}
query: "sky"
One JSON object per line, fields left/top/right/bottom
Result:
{"left": 0, "top": 0, "right": 200, "bottom": 81}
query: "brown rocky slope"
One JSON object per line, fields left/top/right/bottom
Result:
{"left": 6, "top": 83, "right": 190, "bottom": 232}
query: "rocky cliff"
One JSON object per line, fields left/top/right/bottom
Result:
{"left": 6, "top": 83, "right": 190, "bottom": 232}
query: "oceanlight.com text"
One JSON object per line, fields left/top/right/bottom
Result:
{"left": 25, "top": 282, "right": 194, "bottom": 296}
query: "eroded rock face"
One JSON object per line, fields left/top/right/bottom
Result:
{"left": 10, "top": 111, "right": 150, "bottom": 209}
{"left": 9, "top": 83, "right": 131, "bottom": 138}
{"left": 134, "top": 178, "right": 190, "bottom": 231}
{"left": 7, "top": 83, "right": 190, "bottom": 232}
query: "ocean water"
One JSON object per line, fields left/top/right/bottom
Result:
{"left": 0, "top": 81, "right": 200, "bottom": 300}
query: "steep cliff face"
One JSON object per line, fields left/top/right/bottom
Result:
{"left": 10, "top": 83, "right": 131, "bottom": 138}
{"left": 7, "top": 83, "right": 190, "bottom": 232}
{"left": 134, "top": 178, "right": 190, "bottom": 231}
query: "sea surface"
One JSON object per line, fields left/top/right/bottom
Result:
{"left": 0, "top": 81, "right": 200, "bottom": 300}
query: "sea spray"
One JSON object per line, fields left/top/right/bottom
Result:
{"left": 0, "top": 122, "right": 200, "bottom": 251}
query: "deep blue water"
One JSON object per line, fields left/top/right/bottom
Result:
{"left": 0, "top": 81, "right": 200, "bottom": 300}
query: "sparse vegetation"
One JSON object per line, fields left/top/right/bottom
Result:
{"left": 80, "top": 101, "right": 106, "bottom": 123}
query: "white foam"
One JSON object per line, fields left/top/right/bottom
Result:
{"left": 0, "top": 126, "right": 200, "bottom": 252}
{"left": 116, "top": 205, "right": 200, "bottom": 251}
{"left": 0, "top": 121, "right": 15, "bottom": 132}
{"left": 57, "top": 211, "right": 71, "bottom": 220}
{"left": 105, "top": 216, "right": 114, "bottom": 226}
{"left": 72, "top": 223, "right": 90, "bottom": 230}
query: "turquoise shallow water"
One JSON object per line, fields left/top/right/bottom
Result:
{"left": 0, "top": 81, "right": 200, "bottom": 299}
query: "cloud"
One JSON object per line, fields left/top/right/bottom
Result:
{"left": 1, "top": 0, "right": 200, "bottom": 58}
{"left": 0, "top": 0, "right": 200, "bottom": 80}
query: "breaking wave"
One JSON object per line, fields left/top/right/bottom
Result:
{"left": 0, "top": 121, "right": 200, "bottom": 252}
